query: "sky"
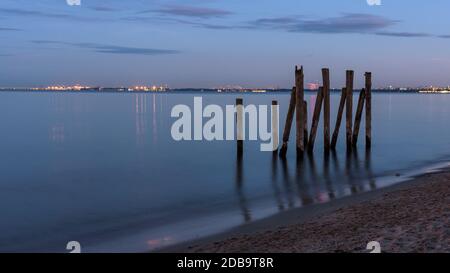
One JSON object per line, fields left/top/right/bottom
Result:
{"left": 1, "top": 0, "right": 450, "bottom": 88}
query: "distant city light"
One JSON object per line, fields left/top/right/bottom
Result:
{"left": 307, "top": 83, "right": 320, "bottom": 90}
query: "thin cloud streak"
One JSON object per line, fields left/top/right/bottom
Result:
{"left": 127, "top": 13, "right": 404, "bottom": 35}
{"left": 143, "top": 5, "right": 233, "bottom": 18}
{"left": 249, "top": 14, "right": 397, "bottom": 34}
{"left": 89, "top": 6, "right": 119, "bottom": 12}
{"left": 123, "top": 16, "right": 236, "bottom": 30}
{"left": 0, "top": 8, "right": 106, "bottom": 22}
{"left": 0, "top": 27, "right": 22, "bottom": 31}
{"left": 31, "top": 40, "right": 181, "bottom": 56}
{"left": 375, "top": 31, "right": 431, "bottom": 37}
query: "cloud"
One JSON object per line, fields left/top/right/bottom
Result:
{"left": 123, "top": 15, "right": 236, "bottom": 30}
{"left": 125, "top": 13, "right": 404, "bottom": 35}
{"left": 375, "top": 31, "right": 431, "bottom": 37}
{"left": 245, "top": 14, "right": 443, "bottom": 39}
{"left": 249, "top": 13, "right": 397, "bottom": 34}
{"left": 31, "top": 40, "right": 180, "bottom": 56}
{"left": 0, "top": 8, "right": 103, "bottom": 22}
{"left": 125, "top": 12, "right": 443, "bottom": 40}
{"left": 144, "top": 5, "right": 232, "bottom": 18}
{"left": 251, "top": 17, "right": 299, "bottom": 28}
{"left": 0, "top": 27, "right": 21, "bottom": 31}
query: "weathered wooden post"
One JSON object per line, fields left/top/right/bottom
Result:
{"left": 308, "top": 87, "right": 323, "bottom": 153}
{"left": 303, "top": 100, "right": 308, "bottom": 148}
{"left": 295, "top": 66, "right": 305, "bottom": 154}
{"left": 236, "top": 98, "right": 243, "bottom": 156}
{"left": 346, "top": 70, "right": 354, "bottom": 151}
{"left": 272, "top": 100, "right": 279, "bottom": 153}
{"left": 352, "top": 89, "right": 366, "bottom": 147}
{"left": 322, "top": 68, "right": 330, "bottom": 151}
{"left": 331, "top": 88, "right": 346, "bottom": 149}
{"left": 365, "top": 72, "right": 372, "bottom": 149}
{"left": 279, "top": 87, "right": 296, "bottom": 157}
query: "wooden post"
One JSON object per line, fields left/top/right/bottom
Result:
{"left": 279, "top": 87, "right": 296, "bottom": 157}
{"left": 307, "top": 87, "right": 323, "bottom": 153}
{"left": 322, "top": 68, "right": 330, "bottom": 151}
{"left": 295, "top": 66, "right": 305, "bottom": 154}
{"left": 303, "top": 100, "right": 308, "bottom": 148}
{"left": 346, "top": 70, "right": 354, "bottom": 151}
{"left": 272, "top": 100, "right": 279, "bottom": 153}
{"left": 331, "top": 88, "right": 347, "bottom": 149}
{"left": 365, "top": 72, "right": 372, "bottom": 149}
{"left": 236, "top": 98, "right": 243, "bottom": 156}
{"left": 352, "top": 89, "right": 366, "bottom": 147}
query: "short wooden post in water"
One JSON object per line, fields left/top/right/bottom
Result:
{"left": 303, "top": 100, "right": 308, "bottom": 149}
{"left": 308, "top": 87, "right": 324, "bottom": 153}
{"left": 331, "top": 88, "right": 347, "bottom": 149}
{"left": 279, "top": 87, "right": 296, "bottom": 157}
{"left": 352, "top": 89, "right": 366, "bottom": 147}
{"left": 295, "top": 66, "right": 305, "bottom": 154}
{"left": 322, "top": 68, "right": 331, "bottom": 151}
{"left": 272, "top": 100, "right": 279, "bottom": 154}
{"left": 236, "top": 98, "right": 243, "bottom": 156}
{"left": 365, "top": 72, "right": 372, "bottom": 149}
{"left": 346, "top": 70, "right": 354, "bottom": 151}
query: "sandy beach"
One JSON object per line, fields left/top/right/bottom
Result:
{"left": 165, "top": 169, "right": 450, "bottom": 253}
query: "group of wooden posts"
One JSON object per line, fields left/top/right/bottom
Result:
{"left": 279, "top": 66, "right": 372, "bottom": 157}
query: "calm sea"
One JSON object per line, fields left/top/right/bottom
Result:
{"left": 0, "top": 91, "right": 449, "bottom": 252}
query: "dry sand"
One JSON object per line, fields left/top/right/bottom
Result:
{"left": 173, "top": 170, "right": 450, "bottom": 253}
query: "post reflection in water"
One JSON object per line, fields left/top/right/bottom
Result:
{"left": 235, "top": 150, "right": 251, "bottom": 223}
{"left": 280, "top": 157, "right": 295, "bottom": 209}
{"left": 345, "top": 150, "right": 358, "bottom": 194}
{"left": 323, "top": 152, "right": 336, "bottom": 201}
{"left": 307, "top": 153, "right": 325, "bottom": 203}
{"left": 345, "top": 149, "right": 367, "bottom": 194}
{"left": 234, "top": 146, "right": 377, "bottom": 225}
{"left": 295, "top": 156, "right": 314, "bottom": 206}
{"left": 366, "top": 149, "right": 376, "bottom": 190}
{"left": 271, "top": 152, "right": 285, "bottom": 211}
{"left": 49, "top": 93, "right": 66, "bottom": 144}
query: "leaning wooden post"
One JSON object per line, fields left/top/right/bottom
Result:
{"left": 279, "top": 88, "right": 296, "bottom": 157}
{"left": 365, "top": 72, "right": 372, "bottom": 149}
{"left": 272, "top": 100, "right": 279, "bottom": 154}
{"left": 322, "top": 68, "right": 331, "bottom": 151}
{"left": 331, "top": 88, "right": 347, "bottom": 149}
{"left": 295, "top": 66, "right": 305, "bottom": 154}
{"left": 346, "top": 70, "right": 354, "bottom": 151}
{"left": 307, "top": 87, "right": 324, "bottom": 153}
{"left": 303, "top": 100, "right": 308, "bottom": 148}
{"left": 236, "top": 98, "right": 243, "bottom": 156}
{"left": 352, "top": 89, "right": 366, "bottom": 147}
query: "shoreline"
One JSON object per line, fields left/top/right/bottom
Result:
{"left": 160, "top": 166, "right": 450, "bottom": 253}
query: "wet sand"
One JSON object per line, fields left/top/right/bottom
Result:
{"left": 164, "top": 169, "right": 450, "bottom": 253}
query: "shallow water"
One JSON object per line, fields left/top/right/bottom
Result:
{"left": 0, "top": 91, "right": 449, "bottom": 252}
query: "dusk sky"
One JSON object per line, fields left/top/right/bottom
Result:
{"left": 1, "top": 0, "right": 450, "bottom": 88}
